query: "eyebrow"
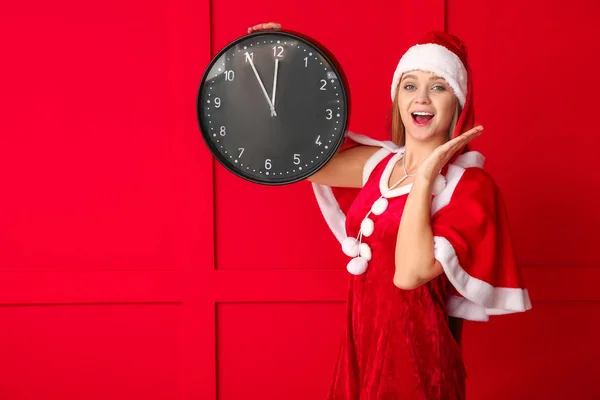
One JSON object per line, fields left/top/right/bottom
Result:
{"left": 401, "top": 74, "right": 445, "bottom": 82}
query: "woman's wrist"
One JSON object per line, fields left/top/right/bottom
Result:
{"left": 414, "top": 173, "right": 435, "bottom": 187}
{"left": 411, "top": 175, "right": 434, "bottom": 196}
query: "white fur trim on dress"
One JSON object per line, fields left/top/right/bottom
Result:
{"left": 453, "top": 151, "right": 486, "bottom": 169}
{"left": 431, "top": 152, "right": 485, "bottom": 215}
{"left": 363, "top": 148, "right": 392, "bottom": 186}
{"left": 311, "top": 132, "right": 400, "bottom": 244}
{"left": 391, "top": 43, "right": 467, "bottom": 106}
{"left": 312, "top": 183, "right": 347, "bottom": 244}
{"left": 346, "top": 131, "right": 400, "bottom": 153}
{"left": 435, "top": 236, "right": 532, "bottom": 321}
{"left": 431, "top": 164, "right": 465, "bottom": 215}
{"left": 446, "top": 295, "right": 489, "bottom": 321}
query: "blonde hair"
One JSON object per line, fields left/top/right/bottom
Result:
{"left": 390, "top": 86, "right": 462, "bottom": 146}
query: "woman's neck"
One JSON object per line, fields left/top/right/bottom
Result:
{"left": 402, "top": 133, "right": 448, "bottom": 174}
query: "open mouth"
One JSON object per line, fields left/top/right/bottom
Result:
{"left": 411, "top": 112, "right": 434, "bottom": 125}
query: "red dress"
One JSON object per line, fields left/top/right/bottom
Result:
{"left": 311, "top": 133, "right": 532, "bottom": 399}
{"left": 327, "top": 151, "right": 466, "bottom": 399}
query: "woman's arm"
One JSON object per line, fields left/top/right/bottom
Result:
{"left": 394, "top": 126, "right": 483, "bottom": 289}
{"left": 393, "top": 177, "right": 443, "bottom": 289}
{"left": 307, "top": 145, "right": 379, "bottom": 188}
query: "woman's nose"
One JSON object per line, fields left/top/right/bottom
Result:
{"left": 415, "top": 87, "right": 431, "bottom": 103}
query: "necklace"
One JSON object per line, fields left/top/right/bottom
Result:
{"left": 388, "top": 153, "right": 416, "bottom": 191}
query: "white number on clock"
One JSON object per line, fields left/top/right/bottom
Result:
{"left": 272, "top": 46, "right": 284, "bottom": 58}
{"left": 219, "top": 126, "right": 226, "bottom": 136}
{"left": 225, "top": 70, "right": 235, "bottom": 81}
{"left": 320, "top": 79, "right": 327, "bottom": 90}
{"left": 238, "top": 148, "right": 244, "bottom": 158}
{"left": 265, "top": 159, "right": 272, "bottom": 170}
{"left": 326, "top": 109, "right": 332, "bottom": 120}
{"left": 315, "top": 135, "right": 322, "bottom": 146}
{"left": 293, "top": 154, "right": 301, "bottom": 165}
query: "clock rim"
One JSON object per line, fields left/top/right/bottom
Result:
{"left": 196, "top": 30, "right": 351, "bottom": 186}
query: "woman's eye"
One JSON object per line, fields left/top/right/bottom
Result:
{"left": 403, "top": 84, "right": 415, "bottom": 90}
{"left": 432, "top": 85, "right": 446, "bottom": 91}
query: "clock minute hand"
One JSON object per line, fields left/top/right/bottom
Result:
{"left": 245, "top": 53, "right": 277, "bottom": 117}
{"left": 271, "top": 58, "right": 279, "bottom": 117}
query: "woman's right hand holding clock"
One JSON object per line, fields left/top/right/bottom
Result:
{"left": 248, "top": 22, "right": 282, "bottom": 33}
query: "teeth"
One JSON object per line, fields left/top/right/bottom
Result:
{"left": 413, "top": 112, "right": 433, "bottom": 116}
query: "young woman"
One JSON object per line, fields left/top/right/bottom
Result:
{"left": 249, "top": 22, "right": 532, "bottom": 400}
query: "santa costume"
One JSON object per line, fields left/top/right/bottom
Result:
{"left": 312, "top": 31, "right": 532, "bottom": 399}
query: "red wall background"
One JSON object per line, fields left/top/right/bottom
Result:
{"left": 1, "top": 0, "right": 599, "bottom": 399}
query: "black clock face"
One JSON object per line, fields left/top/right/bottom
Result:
{"left": 197, "top": 31, "right": 349, "bottom": 185}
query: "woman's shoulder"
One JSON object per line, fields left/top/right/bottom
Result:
{"left": 361, "top": 146, "right": 398, "bottom": 186}
{"left": 449, "top": 151, "right": 499, "bottom": 198}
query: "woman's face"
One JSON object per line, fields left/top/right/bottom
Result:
{"left": 396, "top": 70, "right": 458, "bottom": 142}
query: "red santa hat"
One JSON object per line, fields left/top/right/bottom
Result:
{"left": 390, "top": 31, "right": 475, "bottom": 142}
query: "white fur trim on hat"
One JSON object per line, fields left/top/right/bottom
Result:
{"left": 391, "top": 43, "right": 467, "bottom": 107}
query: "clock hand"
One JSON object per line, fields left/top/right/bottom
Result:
{"left": 271, "top": 58, "right": 279, "bottom": 117}
{"left": 245, "top": 52, "right": 277, "bottom": 117}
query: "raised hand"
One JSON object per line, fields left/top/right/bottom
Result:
{"left": 416, "top": 126, "right": 484, "bottom": 183}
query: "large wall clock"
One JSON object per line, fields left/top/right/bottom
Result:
{"left": 197, "top": 30, "right": 350, "bottom": 185}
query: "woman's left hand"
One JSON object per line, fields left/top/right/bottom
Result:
{"left": 416, "top": 125, "right": 484, "bottom": 183}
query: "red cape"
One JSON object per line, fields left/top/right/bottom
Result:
{"left": 312, "top": 132, "right": 532, "bottom": 321}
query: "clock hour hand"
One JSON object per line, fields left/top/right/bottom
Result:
{"left": 245, "top": 52, "right": 277, "bottom": 117}
{"left": 271, "top": 59, "right": 279, "bottom": 117}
